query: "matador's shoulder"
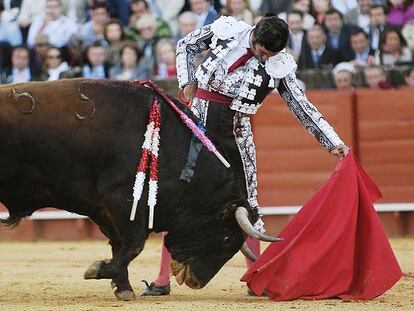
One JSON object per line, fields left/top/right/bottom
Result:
{"left": 210, "top": 16, "right": 251, "bottom": 40}
{"left": 265, "top": 49, "right": 297, "bottom": 80}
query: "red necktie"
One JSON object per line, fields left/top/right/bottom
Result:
{"left": 228, "top": 48, "right": 254, "bottom": 73}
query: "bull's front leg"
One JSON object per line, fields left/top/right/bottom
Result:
{"left": 84, "top": 240, "right": 144, "bottom": 300}
{"left": 109, "top": 241, "right": 135, "bottom": 301}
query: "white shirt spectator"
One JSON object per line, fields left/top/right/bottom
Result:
{"left": 331, "top": 0, "right": 358, "bottom": 15}
{"left": 17, "top": 0, "right": 46, "bottom": 28}
{"left": 27, "top": 15, "right": 79, "bottom": 48}
{"left": 0, "top": 17, "right": 22, "bottom": 46}
{"left": 12, "top": 67, "right": 31, "bottom": 83}
{"left": 151, "top": 0, "right": 184, "bottom": 34}
{"left": 358, "top": 14, "right": 370, "bottom": 33}
{"left": 47, "top": 61, "right": 70, "bottom": 80}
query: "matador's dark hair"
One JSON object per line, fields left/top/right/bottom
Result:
{"left": 252, "top": 13, "right": 289, "bottom": 53}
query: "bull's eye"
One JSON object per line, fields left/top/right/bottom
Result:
{"left": 223, "top": 236, "right": 231, "bottom": 245}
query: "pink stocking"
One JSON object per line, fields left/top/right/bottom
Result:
{"left": 244, "top": 237, "right": 260, "bottom": 270}
{"left": 153, "top": 232, "right": 172, "bottom": 286}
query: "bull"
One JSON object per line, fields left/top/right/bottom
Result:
{"left": 0, "top": 79, "right": 277, "bottom": 300}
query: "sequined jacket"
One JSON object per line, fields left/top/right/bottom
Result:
{"left": 176, "top": 16, "right": 344, "bottom": 151}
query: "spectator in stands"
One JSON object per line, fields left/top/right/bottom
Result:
{"left": 404, "top": 67, "right": 414, "bottom": 87}
{"left": 279, "top": 0, "right": 316, "bottom": 30}
{"left": 66, "top": 34, "right": 84, "bottom": 69}
{"left": 27, "top": 0, "right": 79, "bottom": 48}
{"left": 311, "top": 0, "right": 332, "bottom": 24}
{"left": 17, "top": 0, "right": 45, "bottom": 30}
{"left": 109, "top": 42, "right": 149, "bottom": 80}
{"left": 189, "top": 0, "right": 218, "bottom": 27}
{"left": 222, "top": 0, "right": 254, "bottom": 25}
{"left": 129, "top": 0, "right": 147, "bottom": 27}
{"left": 286, "top": 10, "right": 307, "bottom": 62}
{"left": 386, "top": 0, "right": 414, "bottom": 27}
{"left": 180, "top": 0, "right": 222, "bottom": 13}
{"left": 145, "top": 0, "right": 185, "bottom": 34}
{"left": 104, "top": 18, "right": 126, "bottom": 66}
{"left": 363, "top": 64, "right": 393, "bottom": 88}
{"left": 128, "top": 0, "right": 172, "bottom": 40}
{"left": 41, "top": 46, "right": 74, "bottom": 80}
{"left": 324, "top": 8, "right": 357, "bottom": 62}
{"left": 344, "top": 0, "right": 373, "bottom": 33}
{"left": 259, "top": 0, "right": 292, "bottom": 15}
{"left": 61, "top": 0, "right": 88, "bottom": 23}
{"left": 82, "top": 41, "right": 110, "bottom": 78}
{"left": 298, "top": 24, "right": 338, "bottom": 69}
{"left": 0, "top": 46, "right": 39, "bottom": 84}
{"left": 0, "top": 2, "right": 23, "bottom": 46}
{"left": 174, "top": 11, "right": 198, "bottom": 42}
{"left": 81, "top": 1, "right": 110, "bottom": 46}
{"left": 232, "top": 0, "right": 262, "bottom": 13}
{"left": 136, "top": 13, "right": 161, "bottom": 76}
{"left": 349, "top": 27, "right": 375, "bottom": 67}
{"left": 0, "top": 0, "right": 22, "bottom": 22}
{"left": 369, "top": 4, "right": 391, "bottom": 51}
{"left": 106, "top": 0, "right": 130, "bottom": 26}
{"left": 332, "top": 61, "right": 356, "bottom": 90}
{"left": 375, "top": 26, "right": 413, "bottom": 65}
{"left": 154, "top": 39, "right": 177, "bottom": 78}
{"left": 331, "top": 0, "right": 358, "bottom": 15}
{"left": 402, "top": 19, "right": 414, "bottom": 51}
{"left": 62, "top": 0, "right": 88, "bottom": 24}
{"left": 31, "top": 34, "right": 51, "bottom": 74}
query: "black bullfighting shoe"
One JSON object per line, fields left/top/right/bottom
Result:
{"left": 141, "top": 280, "right": 171, "bottom": 296}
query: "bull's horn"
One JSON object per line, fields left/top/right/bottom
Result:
{"left": 235, "top": 207, "right": 283, "bottom": 242}
{"left": 240, "top": 242, "right": 257, "bottom": 262}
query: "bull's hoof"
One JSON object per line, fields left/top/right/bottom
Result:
{"left": 84, "top": 261, "right": 103, "bottom": 279}
{"left": 115, "top": 289, "right": 136, "bottom": 301}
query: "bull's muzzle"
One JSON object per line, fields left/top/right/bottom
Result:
{"left": 170, "top": 260, "right": 203, "bottom": 289}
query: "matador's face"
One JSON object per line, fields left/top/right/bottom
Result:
{"left": 251, "top": 43, "right": 278, "bottom": 63}
{"left": 249, "top": 32, "right": 279, "bottom": 63}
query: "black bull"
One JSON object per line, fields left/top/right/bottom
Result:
{"left": 0, "top": 79, "right": 273, "bottom": 300}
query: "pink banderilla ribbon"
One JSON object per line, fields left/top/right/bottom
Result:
{"left": 132, "top": 79, "right": 231, "bottom": 169}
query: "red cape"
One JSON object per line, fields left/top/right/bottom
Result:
{"left": 241, "top": 152, "right": 403, "bottom": 301}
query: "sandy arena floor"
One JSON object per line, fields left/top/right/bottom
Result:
{"left": 0, "top": 238, "right": 413, "bottom": 311}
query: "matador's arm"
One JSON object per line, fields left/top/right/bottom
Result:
{"left": 176, "top": 25, "right": 214, "bottom": 89}
{"left": 277, "top": 72, "right": 344, "bottom": 152}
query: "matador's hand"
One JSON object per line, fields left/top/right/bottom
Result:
{"left": 330, "top": 144, "right": 350, "bottom": 160}
{"left": 182, "top": 83, "right": 197, "bottom": 105}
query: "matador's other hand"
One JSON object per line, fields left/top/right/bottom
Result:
{"left": 330, "top": 144, "right": 350, "bottom": 160}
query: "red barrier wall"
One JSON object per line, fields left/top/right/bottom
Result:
{"left": 355, "top": 88, "right": 414, "bottom": 203}
{"left": 253, "top": 90, "right": 356, "bottom": 206}
{"left": 355, "top": 88, "right": 414, "bottom": 236}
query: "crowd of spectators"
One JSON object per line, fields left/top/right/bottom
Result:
{"left": 0, "top": 0, "right": 413, "bottom": 89}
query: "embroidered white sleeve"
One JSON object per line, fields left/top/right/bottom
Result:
{"left": 176, "top": 25, "right": 214, "bottom": 89}
{"left": 277, "top": 73, "right": 344, "bottom": 151}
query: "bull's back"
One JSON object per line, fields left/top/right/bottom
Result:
{"left": 0, "top": 79, "right": 154, "bottom": 210}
